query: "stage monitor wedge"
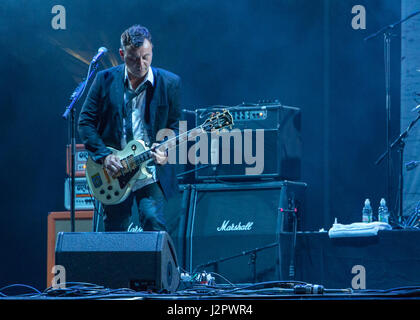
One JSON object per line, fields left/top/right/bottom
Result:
{"left": 55, "top": 231, "right": 180, "bottom": 292}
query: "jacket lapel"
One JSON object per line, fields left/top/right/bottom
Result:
{"left": 113, "top": 65, "right": 125, "bottom": 119}
{"left": 108, "top": 65, "right": 125, "bottom": 144}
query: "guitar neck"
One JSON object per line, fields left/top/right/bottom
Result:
{"left": 133, "top": 125, "right": 205, "bottom": 164}
{"left": 117, "top": 110, "right": 232, "bottom": 176}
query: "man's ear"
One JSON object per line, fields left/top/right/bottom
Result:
{"left": 119, "top": 48, "right": 125, "bottom": 61}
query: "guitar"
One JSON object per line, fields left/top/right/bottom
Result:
{"left": 85, "top": 110, "right": 233, "bottom": 205}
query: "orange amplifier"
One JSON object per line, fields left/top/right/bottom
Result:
{"left": 46, "top": 211, "right": 94, "bottom": 288}
{"left": 66, "top": 144, "right": 88, "bottom": 177}
{"left": 64, "top": 177, "right": 95, "bottom": 210}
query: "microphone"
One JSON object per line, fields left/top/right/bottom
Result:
{"left": 91, "top": 47, "right": 108, "bottom": 64}
{"left": 411, "top": 104, "right": 420, "bottom": 112}
{"left": 406, "top": 161, "right": 420, "bottom": 171}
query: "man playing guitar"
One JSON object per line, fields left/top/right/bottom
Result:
{"left": 78, "top": 24, "right": 181, "bottom": 232}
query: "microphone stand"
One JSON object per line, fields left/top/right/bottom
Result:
{"left": 62, "top": 61, "right": 100, "bottom": 232}
{"left": 176, "top": 164, "right": 212, "bottom": 179}
{"left": 375, "top": 112, "right": 420, "bottom": 224}
{"left": 366, "top": 10, "right": 420, "bottom": 224}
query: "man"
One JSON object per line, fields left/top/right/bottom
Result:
{"left": 78, "top": 24, "right": 181, "bottom": 232}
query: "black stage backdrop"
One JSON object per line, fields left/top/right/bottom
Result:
{"left": 0, "top": 0, "right": 400, "bottom": 290}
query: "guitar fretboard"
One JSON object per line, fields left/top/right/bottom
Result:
{"left": 119, "top": 126, "right": 205, "bottom": 173}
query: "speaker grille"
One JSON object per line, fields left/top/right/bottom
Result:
{"left": 57, "top": 232, "right": 158, "bottom": 252}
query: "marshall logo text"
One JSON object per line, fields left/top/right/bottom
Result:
{"left": 216, "top": 220, "right": 254, "bottom": 232}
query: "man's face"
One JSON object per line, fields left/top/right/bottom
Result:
{"left": 119, "top": 38, "right": 153, "bottom": 79}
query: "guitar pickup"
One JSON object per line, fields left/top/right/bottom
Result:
{"left": 121, "top": 158, "right": 130, "bottom": 174}
{"left": 91, "top": 173, "right": 103, "bottom": 188}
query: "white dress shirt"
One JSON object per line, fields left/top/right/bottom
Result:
{"left": 122, "top": 66, "right": 158, "bottom": 191}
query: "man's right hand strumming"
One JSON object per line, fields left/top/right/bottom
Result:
{"left": 103, "top": 154, "right": 123, "bottom": 177}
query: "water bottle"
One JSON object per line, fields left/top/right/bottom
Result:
{"left": 362, "top": 199, "right": 372, "bottom": 223}
{"left": 378, "top": 198, "right": 390, "bottom": 223}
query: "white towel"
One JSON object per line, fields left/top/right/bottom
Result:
{"left": 328, "top": 222, "right": 392, "bottom": 239}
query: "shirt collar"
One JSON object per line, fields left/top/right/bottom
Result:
{"left": 124, "top": 66, "right": 154, "bottom": 91}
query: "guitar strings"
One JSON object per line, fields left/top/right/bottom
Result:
{"left": 131, "top": 111, "right": 231, "bottom": 164}
{"left": 154, "top": 112, "right": 230, "bottom": 153}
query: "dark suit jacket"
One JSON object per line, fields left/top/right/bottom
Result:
{"left": 78, "top": 64, "right": 181, "bottom": 199}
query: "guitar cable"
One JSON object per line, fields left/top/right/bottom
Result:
{"left": 87, "top": 187, "right": 103, "bottom": 232}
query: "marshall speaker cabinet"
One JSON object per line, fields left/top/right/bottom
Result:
{"left": 184, "top": 181, "right": 307, "bottom": 283}
{"left": 194, "top": 104, "right": 302, "bottom": 182}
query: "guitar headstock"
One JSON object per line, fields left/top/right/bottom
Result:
{"left": 202, "top": 109, "right": 234, "bottom": 132}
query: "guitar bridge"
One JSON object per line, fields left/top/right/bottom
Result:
{"left": 117, "top": 155, "right": 140, "bottom": 189}
{"left": 117, "top": 165, "right": 139, "bottom": 190}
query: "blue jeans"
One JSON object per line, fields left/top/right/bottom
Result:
{"left": 102, "top": 182, "right": 167, "bottom": 232}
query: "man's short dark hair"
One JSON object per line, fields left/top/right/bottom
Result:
{"left": 120, "top": 25, "right": 152, "bottom": 50}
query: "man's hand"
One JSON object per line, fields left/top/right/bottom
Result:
{"left": 150, "top": 143, "right": 168, "bottom": 165}
{"left": 103, "top": 154, "right": 123, "bottom": 177}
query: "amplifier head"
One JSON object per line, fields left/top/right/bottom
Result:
{"left": 194, "top": 105, "right": 301, "bottom": 181}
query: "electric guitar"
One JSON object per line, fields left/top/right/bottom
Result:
{"left": 85, "top": 110, "right": 233, "bottom": 205}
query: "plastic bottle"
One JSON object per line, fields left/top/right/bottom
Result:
{"left": 378, "top": 198, "right": 390, "bottom": 223}
{"left": 362, "top": 199, "right": 372, "bottom": 223}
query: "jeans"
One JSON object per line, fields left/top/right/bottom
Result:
{"left": 102, "top": 182, "right": 167, "bottom": 232}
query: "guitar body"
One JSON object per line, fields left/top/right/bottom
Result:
{"left": 85, "top": 140, "right": 152, "bottom": 205}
